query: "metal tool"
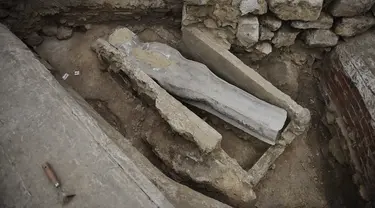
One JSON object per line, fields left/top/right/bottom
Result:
{"left": 42, "top": 162, "right": 76, "bottom": 205}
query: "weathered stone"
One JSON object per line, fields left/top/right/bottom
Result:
{"left": 70, "top": 84, "right": 233, "bottom": 208}
{"left": 247, "top": 42, "right": 273, "bottom": 61}
{"left": 94, "top": 36, "right": 222, "bottom": 153}
{"left": 239, "top": 0, "right": 267, "bottom": 15}
{"left": 259, "top": 15, "right": 282, "bottom": 31}
{"left": 204, "top": 18, "right": 218, "bottom": 28}
{"left": 42, "top": 25, "right": 58, "bottom": 36}
{"left": 291, "top": 12, "right": 333, "bottom": 29}
{"left": 212, "top": 4, "right": 240, "bottom": 28}
{"left": 25, "top": 32, "right": 43, "bottom": 46}
{"left": 188, "top": 27, "right": 232, "bottom": 50}
{"left": 147, "top": 137, "right": 257, "bottom": 207}
{"left": 108, "top": 28, "right": 286, "bottom": 145}
{"left": 184, "top": 0, "right": 210, "bottom": 5}
{"left": 92, "top": 36, "right": 257, "bottom": 208}
{"left": 258, "top": 55, "right": 299, "bottom": 99}
{"left": 259, "top": 26, "right": 274, "bottom": 41}
{"left": 334, "top": 15, "right": 375, "bottom": 37}
{"left": 138, "top": 29, "right": 163, "bottom": 43}
{"left": 303, "top": 29, "right": 338, "bottom": 47}
{"left": 182, "top": 5, "right": 212, "bottom": 26}
{"left": 56, "top": 26, "right": 73, "bottom": 40}
{"left": 373, "top": 5, "right": 375, "bottom": 16}
{"left": 268, "top": 0, "right": 324, "bottom": 21}
{"left": 236, "top": 17, "right": 259, "bottom": 48}
{"left": 0, "top": 24, "right": 175, "bottom": 208}
{"left": 181, "top": 27, "right": 311, "bottom": 125}
{"left": 272, "top": 25, "right": 300, "bottom": 48}
{"left": 248, "top": 145, "right": 285, "bottom": 185}
{"left": 329, "top": 0, "right": 375, "bottom": 17}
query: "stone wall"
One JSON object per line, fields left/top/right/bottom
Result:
{"left": 0, "top": 0, "right": 182, "bottom": 37}
{"left": 182, "top": 0, "right": 375, "bottom": 61}
{"left": 321, "top": 32, "right": 375, "bottom": 201}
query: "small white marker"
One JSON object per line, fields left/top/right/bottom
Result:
{"left": 74, "top": 70, "right": 80, "bottom": 76}
{"left": 62, "top": 73, "right": 69, "bottom": 80}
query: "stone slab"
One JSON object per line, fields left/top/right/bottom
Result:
{"left": 91, "top": 36, "right": 222, "bottom": 153}
{"left": 181, "top": 26, "right": 310, "bottom": 127}
{"left": 106, "top": 27, "right": 286, "bottom": 145}
{"left": 0, "top": 23, "right": 173, "bottom": 208}
{"left": 91, "top": 37, "right": 257, "bottom": 208}
{"left": 65, "top": 82, "right": 232, "bottom": 208}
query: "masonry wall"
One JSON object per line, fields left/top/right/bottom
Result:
{"left": 321, "top": 33, "right": 375, "bottom": 200}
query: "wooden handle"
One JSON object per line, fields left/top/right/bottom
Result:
{"left": 42, "top": 162, "right": 60, "bottom": 188}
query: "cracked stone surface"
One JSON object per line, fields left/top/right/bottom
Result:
{"left": 107, "top": 27, "right": 286, "bottom": 145}
{"left": 272, "top": 25, "right": 300, "bottom": 48}
{"left": 303, "top": 29, "right": 338, "bottom": 47}
{"left": 239, "top": 0, "right": 267, "bottom": 15}
{"left": 334, "top": 14, "right": 375, "bottom": 37}
{"left": 291, "top": 12, "right": 333, "bottom": 29}
{"left": 329, "top": 0, "right": 375, "bottom": 17}
{"left": 92, "top": 35, "right": 258, "bottom": 208}
{"left": 268, "top": 0, "right": 324, "bottom": 21}
{"left": 259, "top": 26, "right": 274, "bottom": 41}
{"left": 259, "top": 15, "right": 282, "bottom": 31}
{"left": 236, "top": 16, "right": 259, "bottom": 48}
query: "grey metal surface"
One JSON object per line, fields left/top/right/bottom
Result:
{"left": 0, "top": 23, "right": 173, "bottom": 208}
{"left": 108, "top": 27, "right": 287, "bottom": 145}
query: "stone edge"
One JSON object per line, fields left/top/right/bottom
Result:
{"left": 181, "top": 26, "right": 311, "bottom": 186}
{"left": 91, "top": 38, "right": 222, "bottom": 154}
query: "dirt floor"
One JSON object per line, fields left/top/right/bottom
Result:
{"left": 35, "top": 24, "right": 365, "bottom": 207}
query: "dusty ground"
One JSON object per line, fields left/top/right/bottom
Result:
{"left": 35, "top": 24, "right": 364, "bottom": 207}
{"left": 249, "top": 46, "right": 364, "bottom": 208}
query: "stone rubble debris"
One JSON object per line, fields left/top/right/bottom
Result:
{"left": 259, "top": 26, "right": 274, "bottom": 41}
{"left": 248, "top": 41, "right": 273, "bottom": 61}
{"left": 236, "top": 16, "right": 259, "bottom": 48}
{"left": 259, "top": 15, "right": 282, "bottom": 31}
{"left": 329, "top": 0, "right": 375, "bottom": 17}
{"left": 291, "top": 12, "right": 333, "bottom": 29}
{"left": 184, "top": 0, "right": 210, "bottom": 5}
{"left": 180, "top": 0, "right": 375, "bottom": 62}
{"left": 271, "top": 25, "right": 300, "bottom": 48}
{"left": 267, "top": 0, "right": 324, "bottom": 21}
{"left": 239, "top": 0, "right": 267, "bottom": 15}
{"left": 334, "top": 14, "right": 375, "bottom": 37}
{"left": 302, "top": 29, "right": 339, "bottom": 47}
{"left": 212, "top": 4, "right": 240, "bottom": 28}
{"left": 56, "top": 26, "right": 73, "bottom": 40}
{"left": 94, "top": 29, "right": 223, "bottom": 154}
{"left": 108, "top": 27, "right": 286, "bottom": 145}
{"left": 92, "top": 35, "right": 258, "bottom": 207}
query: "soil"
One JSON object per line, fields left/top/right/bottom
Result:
{"left": 34, "top": 23, "right": 365, "bottom": 207}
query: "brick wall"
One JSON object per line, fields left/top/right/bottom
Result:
{"left": 321, "top": 53, "right": 375, "bottom": 200}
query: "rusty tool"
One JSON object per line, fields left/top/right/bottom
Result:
{"left": 42, "top": 162, "right": 76, "bottom": 205}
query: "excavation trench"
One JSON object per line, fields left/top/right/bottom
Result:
{"left": 34, "top": 23, "right": 270, "bottom": 206}
{"left": 31, "top": 22, "right": 364, "bottom": 207}
{"left": 1, "top": 0, "right": 368, "bottom": 205}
